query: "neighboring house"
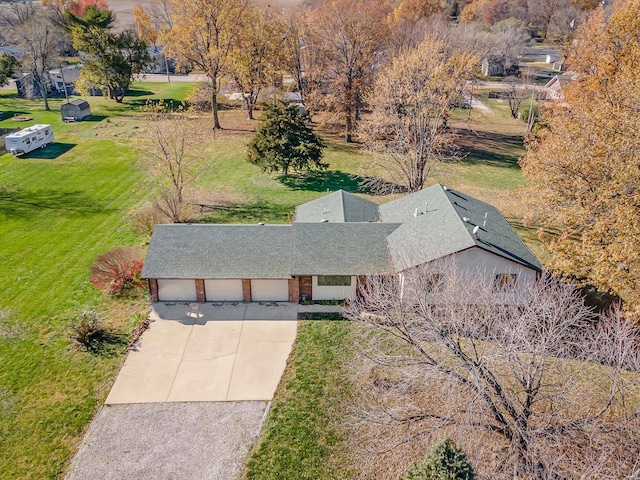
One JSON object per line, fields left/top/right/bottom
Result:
{"left": 48, "top": 65, "right": 81, "bottom": 96}
{"left": 545, "top": 75, "right": 572, "bottom": 101}
{"left": 142, "top": 46, "right": 174, "bottom": 75}
{"left": 481, "top": 57, "right": 519, "bottom": 77}
{"left": 141, "top": 185, "right": 542, "bottom": 303}
{"left": 15, "top": 73, "right": 54, "bottom": 99}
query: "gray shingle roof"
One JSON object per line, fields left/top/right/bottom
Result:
{"left": 141, "top": 222, "right": 398, "bottom": 279}
{"left": 291, "top": 223, "right": 399, "bottom": 275}
{"left": 380, "top": 185, "right": 542, "bottom": 271}
{"left": 294, "top": 190, "right": 379, "bottom": 223}
{"left": 142, "top": 184, "right": 541, "bottom": 280}
{"left": 141, "top": 224, "right": 293, "bottom": 279}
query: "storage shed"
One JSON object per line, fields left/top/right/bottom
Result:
{"left": 61, "top": 99, "right": 91, "bottom": 122}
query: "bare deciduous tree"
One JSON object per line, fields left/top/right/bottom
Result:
{"left": 1, "top": 3, "right": 61, "bottom": 110}
{"left": 141, "top": 105, "right": 202, "bottom": 223}
{"left": 343, "top": 261, "right": 640, "bottom": 479}
{"left": 304, "top": 0, "right": 390, "bottom": 142}
{"left": 360, "top": 36, "right": 477, "bottom": 193}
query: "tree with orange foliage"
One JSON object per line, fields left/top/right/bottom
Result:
{"left": 361, "top": 36, "right": 477, "bottom": 193}
{"left": 521, "top": 0, "right": 640, "bottom": 320}
{"left": 161, "top": 0, "right": 246, "bottom": 130}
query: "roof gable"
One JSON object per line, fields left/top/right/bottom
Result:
{"left": 295, "top": 190, "right": 379, "bottom": 223}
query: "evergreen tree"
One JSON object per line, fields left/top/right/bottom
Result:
{"left": 247, "top": 102, "right": 327, "bottom": 177}
{"left": 399, "top": 437, "right": 475, "bottom": 480}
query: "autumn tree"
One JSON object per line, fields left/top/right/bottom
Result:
{"left": 360, "top": 36, "right": 477, "bottom": 193}
{"left": 305, "top": 0, "right": 390, "bottom": 142}
{"left": 228, "top": 4, "right": 286, "bottom": 120}
{"left": 133, "top": 5, "right": 157, "bottom": 46}
{"left": 162, "top": 0, "right": 246, "bottom": 130}
{"left": 520, "top": 0, "right": 640, "bottom": 320}
{"left": 344, "top": 262, "right": 640, "bottom": 479}
{"left": 247, "top": 101, "right": 326, "bottom": 178}
{"left": 141, "top": 104, "right": 202, "bottom": 223}
{"left": 0, "top": 3, "right": 61, "bottom": 110}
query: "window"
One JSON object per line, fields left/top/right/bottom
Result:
{"left": 317, "top": 275, "right": 352, "bottom": 286}
{"left": 494, "top": 274, "right": 518, "bottom": 292}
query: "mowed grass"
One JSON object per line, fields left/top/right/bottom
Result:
{"left": 245, "top": 321, "right": 354, "bottom": 480}
{"left": 0, "top": 79, "right": 542, "bottom": 478}
{"left": 0, "top": 82, "right": 191, "bottom": 479}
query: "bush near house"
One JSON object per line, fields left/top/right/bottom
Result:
{"left": 90, "top": 247, "right": 144, "bottom": 294}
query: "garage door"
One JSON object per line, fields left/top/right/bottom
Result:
{"left": 157, "top": 279, "right": 198, "bottom": 301}
{"left": 205, "top": 279, "right": 244, "bottom": 301}
{"left": 251, "top": 279, "right": 289, "bottom": 302}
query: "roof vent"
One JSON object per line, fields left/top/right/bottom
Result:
{"left": 472, "top": 225, "right": 480, "bottom": 239}
{"left": 443, "top": 185, "right": 449, "bottom": 191}
{"left": 258, "top": 222, "right": 265, "bottom": 226}
{"left": 320, "top": 218, "right": 329, "bottom": 223}
{"left": 414, "top": 208, "right": 419, "bottom": 217}
{"left": 463, "top": 216, "right": 471, "bottom": 223}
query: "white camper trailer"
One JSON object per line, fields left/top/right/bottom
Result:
{"left": 5, "top": 124, "right": 54, "bottom": 156}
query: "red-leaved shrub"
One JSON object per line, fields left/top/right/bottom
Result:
{"left": 90, "top": 247, "right": 144, "bottom": 294}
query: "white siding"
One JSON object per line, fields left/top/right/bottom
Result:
{"left": 204, "top": 279, "right": 243, "bottom": 301}
{"left": 251, "top": 279, "right": 289, "bottom": 302}
{"left": 157, "top": 279, "right": 198, "bottom": 301}
{"left": 312, "top": 276, "right": 357, "bottom": 301}
{"left": 452, "top": 247, "right": 537, "bottom": 289}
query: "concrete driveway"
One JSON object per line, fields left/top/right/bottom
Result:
{"left": 106, "top": 304, "right": 298, "bottom": 404}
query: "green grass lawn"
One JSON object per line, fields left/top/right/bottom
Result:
{"left": 0, "top": 82, "right": 191, "bottom": 479}
{"left": 245, "top": 321, "right": 354, "bottom": 480}
{"left": 0, "top": 80, "right": 543, "bottom": 478}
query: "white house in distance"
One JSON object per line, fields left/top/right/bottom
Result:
{"left": 140, "top": 184, "right": 542, "bottom": 303}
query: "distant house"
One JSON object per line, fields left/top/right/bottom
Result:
{"left": 142, "top": 46, "right": 174, "bottom": 74}
{"left": 141, "top": 185, "right": 542, "bottom": 303}
{"left": 545, "top": 75, "right": 572, "bottom": 101}
{"left": 15, "top": 73, "right": 54, "bottom": 99}
{"left": 61, "top": 99, "right": 91, "bottom": 121}
{"left": 48, "top": 65, "right": 81, "bottom": 96}
{"left": 481, "top": 57, "right": 519, "bottom": 77}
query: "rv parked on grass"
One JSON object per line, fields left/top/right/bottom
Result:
{"left": 5, "top": 124, "right": 54, "bottom": 156}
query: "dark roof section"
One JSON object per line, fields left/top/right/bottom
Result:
{"left": 294, "top": 190, "right": 379, "bottom": 223}
{"left": 141, "top": 224, "right": 293, "bottom": 279}
{"left": 291, "top": 223, "right": 399, "bottom": 275}
{"left": 67, "top": 99, "right": 90, "bottom": 108}
{"left": 380, "top": 184, "right": 541, "bottom": 271}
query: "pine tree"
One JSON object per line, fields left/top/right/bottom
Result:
{"left": 399, "top": 437, "right": 475, "bottom": 480}
{"left": 247, "top": 102, "right": 326, "bottom": 177}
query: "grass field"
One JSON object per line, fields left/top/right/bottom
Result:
{"left": 0, "top": 81, "right": 540, "bottom": 478}
{"left": 0, "top": 83, "right": 191, "bottom": 479}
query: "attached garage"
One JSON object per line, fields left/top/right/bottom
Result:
{"left": 251, "top": 279, "right": 289, "bottom": 302}
{"left": 205, "top": 279, "right": 244, "bottom": 302}
{"left": 157, "top": 279, "right": 197, "bottom": 301}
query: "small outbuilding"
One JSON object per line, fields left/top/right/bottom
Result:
{"left": 61, "top": 99, "right": 91, "bottom": 122}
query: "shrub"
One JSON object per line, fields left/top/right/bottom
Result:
{"left": 130, "top": 202, "right": 168, "bottom": 236}
{"left": 399, "top": 437, "right": 475, "bottom": 480}
{"left": 68, "top": 310, "right": 104, "bottom": 349}
{"left": 90, "top": 247, "right": 144, "bottom": 295}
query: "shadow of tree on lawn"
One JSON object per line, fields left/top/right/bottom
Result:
{"left": 0, "top": 185, "right": 108, "bottom": 219}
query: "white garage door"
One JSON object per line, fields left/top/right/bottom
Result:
{"left": 251, "top": 279, "right": 289, "bottom": 302}
{"left": 205, "top": 279, "right": 244, "bottom": 301}
{"left": 157, "top": 279, "right": 198, "bottom": 301}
